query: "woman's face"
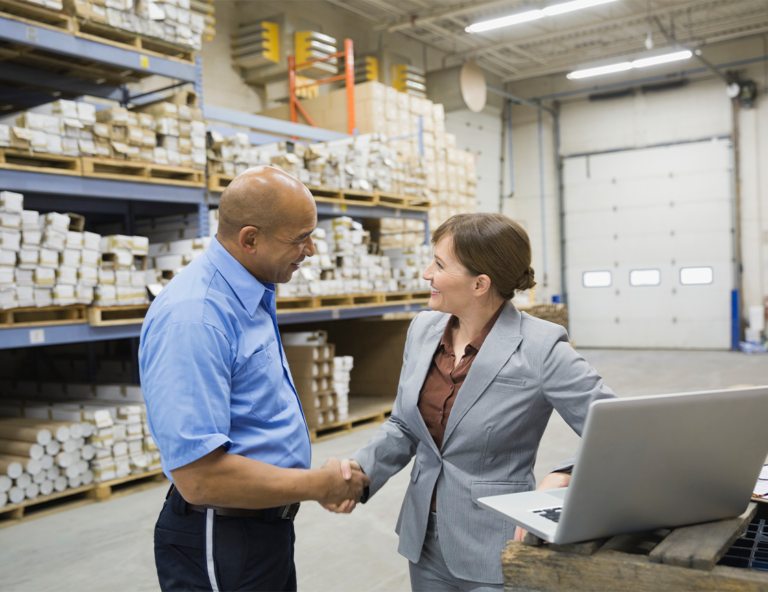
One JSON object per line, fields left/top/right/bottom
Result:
{"left": 422, "top": 235, "right": 478, "bottom": 316}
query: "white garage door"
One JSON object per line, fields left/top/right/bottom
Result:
{"left": 564, "top": 139, "right": 734, "bottom": 349}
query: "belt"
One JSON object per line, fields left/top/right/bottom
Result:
{"left": 187, "top": 502, "right": 300, "bottom": 519}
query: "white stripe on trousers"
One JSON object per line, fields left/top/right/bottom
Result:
{"left": 205, "top": 509, "right": 220, "bottom": 592}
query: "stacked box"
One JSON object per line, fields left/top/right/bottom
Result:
{"left": 207, "top": 131, "right": 271, "bottom": 177}
{"left": 384, "top": 244, "right": 432, "bottom": 293}
{"left": 333, "top": 356, "right": 353, "bottom": 420}
{"left": 96, "top": 235, "right": 149, "bottom": 306}
{"left": 281, "top": 332, "right": 337, "bottom": 429}
{"left": 146, "top": 236, "right": 211, "bottom": 286}
{"left": 364, "top": 217, "right": 426, "bottom": 250}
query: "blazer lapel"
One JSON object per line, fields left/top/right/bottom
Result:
{"left": 403, "top": 315, "right": 449, "bottom": 456}
{"left": 441, "top": 302, "right": 523, "bottom": 448}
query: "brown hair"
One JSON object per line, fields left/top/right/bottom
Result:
{"left": 431, "top": 213, "right": 535, "bottom": 300}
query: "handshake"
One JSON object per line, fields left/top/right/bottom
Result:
{"left": 319, "top": 457, "right": 368, "bottom": 514}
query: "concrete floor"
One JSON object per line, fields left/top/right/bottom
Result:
{"left": 1, "top": 349, "right": 767, "bottom": 592}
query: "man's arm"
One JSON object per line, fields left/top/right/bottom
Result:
{"left": 172, "top": 447, "right": 368, "bottom": 508}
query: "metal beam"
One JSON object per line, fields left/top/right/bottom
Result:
{"left": 0, "top": 322, "right": 142, "bottom": 349}
{"left": 380, "top": 0, "right": 524, "bottom": 33}
{"left": 0, "top": 63, "right": 121, "bottom": 98}
{"left": 0, "top": 170, "right": 206, "bottom": 204}
{"left": 0, "top": 15, "right": 197, "bottom": 81}
{"left": 203, "top": 105, "right": 349, "bottom": 143}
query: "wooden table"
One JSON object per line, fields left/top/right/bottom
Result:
{"left": 502, "top": 503, "right": 768, "bottom": 591}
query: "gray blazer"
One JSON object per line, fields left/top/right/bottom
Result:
{"left": 351, "top": 301, "right": 616, "bottom": 584}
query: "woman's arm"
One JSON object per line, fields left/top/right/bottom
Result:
{"left": 540, "top": 326, "right": 617, "bottom": 472}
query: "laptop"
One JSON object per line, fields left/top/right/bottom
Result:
{"left": 477, "top": 386, "right": 768, "bottom": 545}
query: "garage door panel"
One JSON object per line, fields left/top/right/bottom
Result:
{"left": 563, "top": 157, "right": 589, "bottom": 185}
{"left": 564, "top": 140, "right": 733, "bottom": 349}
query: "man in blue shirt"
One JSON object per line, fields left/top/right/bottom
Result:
{"left": 140, "top": 166, "right": 368, "bottom": 592}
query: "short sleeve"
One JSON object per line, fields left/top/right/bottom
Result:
{"left": 140, "top": 322, "right": 234, "bottom": 472}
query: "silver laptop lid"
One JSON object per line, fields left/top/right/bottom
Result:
{"left": 556, "top": 386, "right": 768, "bottom": 544}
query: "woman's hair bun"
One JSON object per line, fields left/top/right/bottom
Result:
{"left": 515, "top": 267, "right": 536, "bottom": 292}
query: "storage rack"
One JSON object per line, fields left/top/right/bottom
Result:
{"left": 0, "top": 7, "right": 431, "bottom": 352}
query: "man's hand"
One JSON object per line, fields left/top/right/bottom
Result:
{"left": 321, "top": 459, "right": 364, "bottom": 514}
{"left": 318, "top": 458, "right": 369, "bottom": 509}
{"left": 514, "top": 471, "right": 571, "bottom": 542}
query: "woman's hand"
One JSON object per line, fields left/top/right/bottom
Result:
{"left": 513, "top": 471, "right": 571, "bottom": 542}
{"left": 321, "top": 459, "right": 364, "bottom": 514}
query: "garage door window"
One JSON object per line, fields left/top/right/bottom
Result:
{"left": 680, "top": 267, "right": 713, "bottom": 285}
{"left": 583, "top": 271, "right": 612, "bottom": 288}
{"left": 630, "top": 269, "right": 661, "bottom": 286}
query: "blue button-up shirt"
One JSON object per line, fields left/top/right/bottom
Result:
{"left": 139, "top": 236, "right": 311, "bottom": 480}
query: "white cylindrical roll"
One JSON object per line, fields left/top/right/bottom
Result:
{"left": 0, "top": 456, "right": 24, "bottom": 479}
{"left": 80, "top": 469, "right": 94, "bottom": 486}
{"left": 75, "top": 437, "right": 85, "bottom": 449}
{"left": 54, "top": 425, "right": 70, "bottom": 443}
{"left": 0, "top": 475, "right": 11, "bottom": 492}
{"left": 75, "top": 459, "right": 88, "bottom": 475}
{"left": 25, "top": 482, "right": 39, "bottom": 500}
{"left": 25, "top": 458, "right": 41, "bottom": 476}
{"left": 56, "top": 452, "right": 74, "bottom": 468}
{"left": 0, "top": 424, "right": 52, "bottom": 445}
{"left": 0, "top": 491, "right": 7, "bottom": 508}
{"left": 8, "top": 486, "right": 24, "bottom": 504}
{"left": 116, "top": 464, "right": 130, "bottom": 479}
{"left": 46, "top": 466, "right": 60, "bottom": 481}
{"left": 62, "top": 439, "right": 78, "bottom": 454}
{"left": 33, "top": 470, "right": 46, "bottom": 485}
{"left": 68, "top": 423, "right": 83, "bottom": 440}
{"left": 65, "top": 464, "right": 80, "bottom": 479}
{"left": 15, "top": 473, "right": 31, "bottom": 489}
{"left": 39, "top": 479, "right": 53, "bottom": 496}
{"left": 80, "top": 422, "right": 94, "bottom": 438}
{"left": 68, "top": 474, "right": 82, "bottom": 489}
{"left": 0, "top": 439, "right": 44, "bottom": 460}
{"left": 53, "top": 475, "right": 68, "bottom": 492}
{"left": 80, "top": 444, "right": 95, "bottom": 461}
{"left": 40, "top": 455, "right": 54, "bottom": 470}
{"left": 45, "top": 440, "right": 60, "bottom": 456}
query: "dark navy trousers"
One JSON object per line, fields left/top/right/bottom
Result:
{"left": 154, "top": 488, "right": 297, "bottom": 592}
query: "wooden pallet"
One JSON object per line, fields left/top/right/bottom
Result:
{"left": 208, "top": 173, "right": 234, "bottom": 193}
{"left": 377, "top": 192, "right": 432, "bottom": 210}
{"left": 0, "top": 149, "right": 82, "bottom": 176}
{"left": 307, "top": 186, "right": 378, "bottom": 206}
{"left": 382, "top": 290, "right": 431, "bottom": 303}
{"left": 81, "top": 157, "right": 205, "bottom": 187}
{"left": 275, "top": 296, "right": 316, "bottom": 311}
{"left": 0, "top": 469, "right": 167, "bottom": 529}
{"left": 72, "top": 19, "right": 196, "bottom": 64}
{"left": 0, "top": 0, "right": 72, "bottom": 30}
{"left": 88, "top": 304, "right": 149, "bottom": 327}
{"left": 504, "top": 503, "right": 768, "bottom": 591}
{"left": 0, "top": 304, "right": 87, "bottom": 329}
{"left": 310, "top": 397, "right": 393, "bottom": 442}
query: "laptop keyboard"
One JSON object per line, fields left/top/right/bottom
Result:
{"left": 531, "top": 507, "right": 562, "bottom": 523}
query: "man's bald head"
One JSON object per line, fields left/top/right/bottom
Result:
{"left": 217, "top": 166, "right": 314, "bottom": 241}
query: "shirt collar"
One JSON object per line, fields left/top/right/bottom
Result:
{"left": 206, "top": 235, "right": 271, "bottom": 317}
{"left": 440, "top": 302, "right": 506, "bottom": 356}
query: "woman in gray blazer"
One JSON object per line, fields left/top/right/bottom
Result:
{"left": 329, "top": 213, "right": 616, "bottom": 591}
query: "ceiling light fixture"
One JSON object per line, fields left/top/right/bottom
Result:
{"left": 567, "top": 50, "right": 692, "bottom": 79}
{"left": 466, "top": 0, "right": 618, "bottom": 33}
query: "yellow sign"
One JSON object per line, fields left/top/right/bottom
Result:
{"left": 140, "top": 55, "right": 149, "bottom": 69}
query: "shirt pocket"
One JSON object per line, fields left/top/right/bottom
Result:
{"left": 246, "top": 340, "right": 290, "bottom": 423}
{"left": 490, "top": 376, "right": 527, "bottom": 387}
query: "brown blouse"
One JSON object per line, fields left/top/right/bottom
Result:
{"left": 417, "top": 304, "right": 505, "bottom": 511}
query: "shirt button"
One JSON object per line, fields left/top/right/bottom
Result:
{"left": 450, "top": 385, "right": 454, "bottom": 390}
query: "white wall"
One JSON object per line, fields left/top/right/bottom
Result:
{"left": 445, "top": 106, "right": 502, "bottom": 215}
{"left": 502, "top": 34, "right": 768, "bottom": 318}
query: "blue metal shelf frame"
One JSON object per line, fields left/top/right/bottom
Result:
{"left": 0, "top": 170, "right": 206, "bottom": 204}
{"left": 0, "top": 302, "right": 430, "bottom": 348}
{"left": 0, "top": 15, "right": 198, "bottom": 82}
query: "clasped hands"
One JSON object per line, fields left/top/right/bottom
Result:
{"left": 319, "top": 458, "right": 366, "bottom": 514}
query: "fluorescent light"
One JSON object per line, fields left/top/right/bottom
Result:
{"left": 567, "top": 62, "right": 632, "bottom": 79}
{"left": 544, "top": 0, "right": 617, "bottom": 16}
{"left": 567, "top": 50, "right": 693, "bottom": 79}
{"left": 465, "top": 10, "right": 544, "bottom": 33}
{"left": 465, "top": 0, "right": 618, "bottom": 33}
{"left": 632, "top": 50, "right": 692, "bottom": 68}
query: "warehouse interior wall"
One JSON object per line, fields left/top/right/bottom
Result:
{"left": 503, "top": 34, "right": 768, "bottom": 315}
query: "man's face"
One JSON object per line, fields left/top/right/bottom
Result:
{"left": 253, "top": 200, "right": 317, "bottom": 284}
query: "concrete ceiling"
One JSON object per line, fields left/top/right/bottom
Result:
{"left": 326, "top": 0, "right": 768, "bottom": 81}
